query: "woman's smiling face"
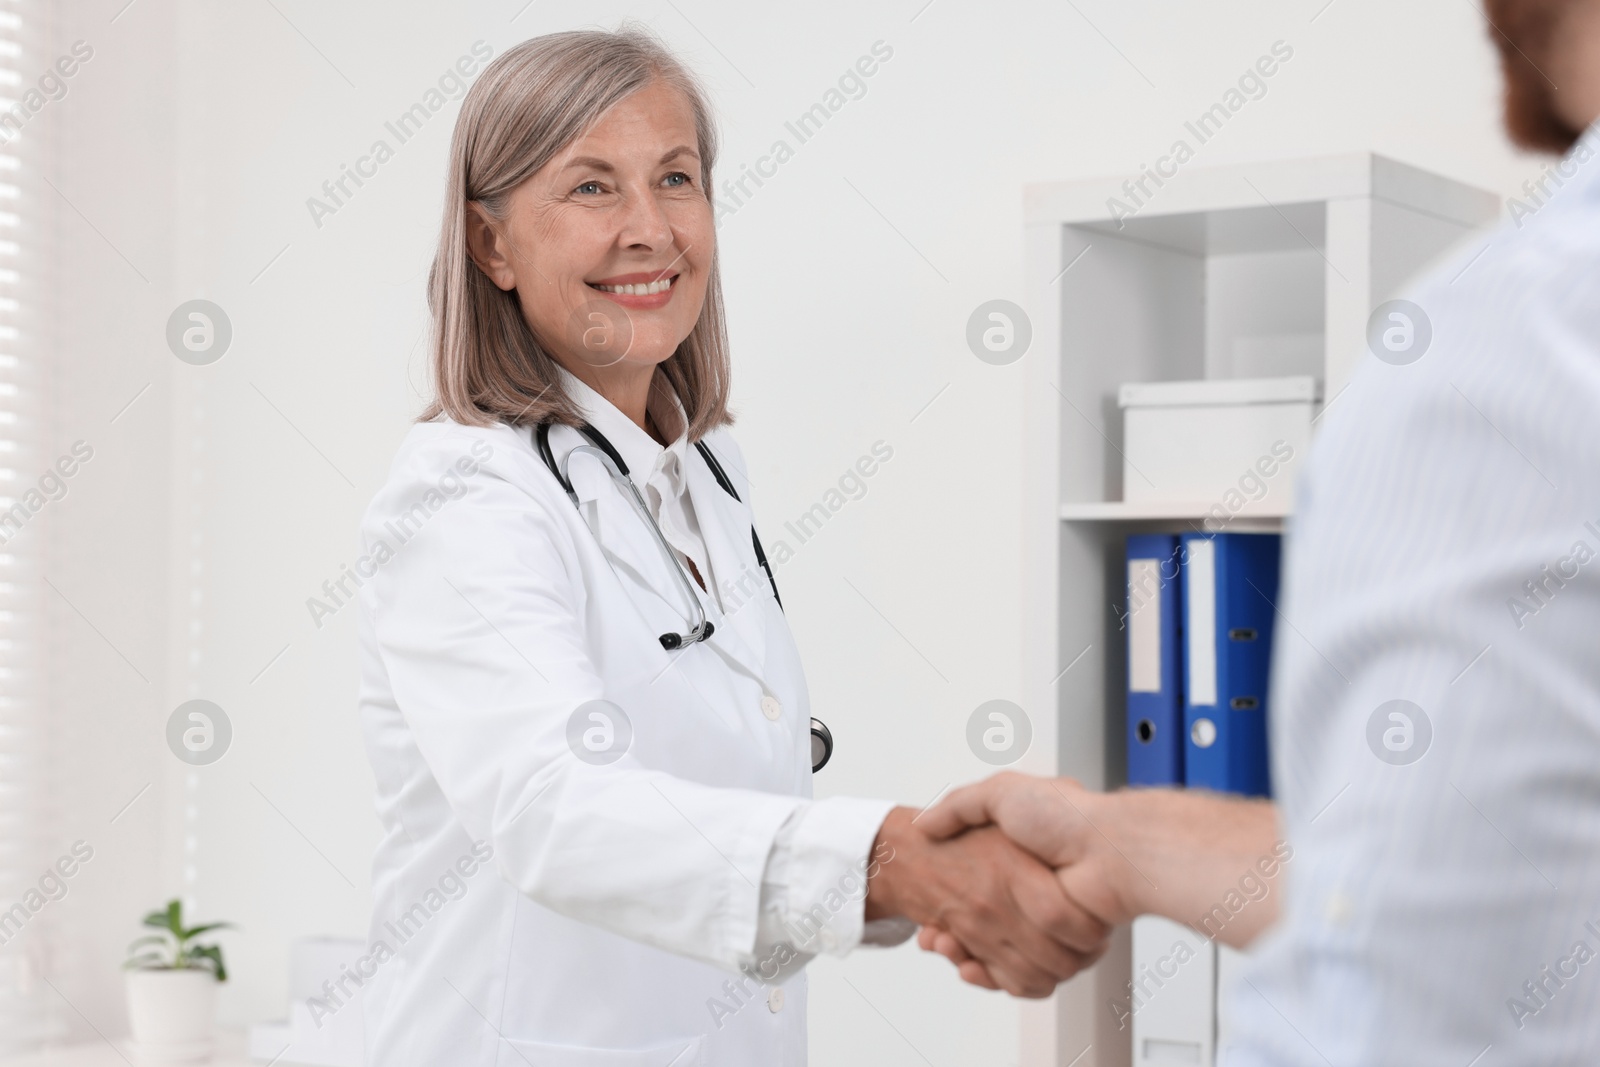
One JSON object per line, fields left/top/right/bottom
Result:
{"left": 468, "top": 79, "right": 714, "bottom": 373}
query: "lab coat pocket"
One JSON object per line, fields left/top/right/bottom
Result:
{"left": 499, "top": 1034, "right": 703, "bottom": 1067}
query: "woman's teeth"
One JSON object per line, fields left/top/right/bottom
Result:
{"left": 593, "top": 277, "right": 675, "bottom": 295}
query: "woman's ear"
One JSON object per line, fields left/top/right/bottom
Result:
{"left": 464, "top": 202, "right": 518, "bottom": 291}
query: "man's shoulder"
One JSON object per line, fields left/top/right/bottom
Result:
{"left": 1299, "top": 183, "right": 1600, "bottom": 542}
{"left": 1425, "top": 163, "right": 1600, "bottom": 321}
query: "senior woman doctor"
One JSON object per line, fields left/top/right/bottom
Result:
{"left": 356, "top": 28, "right": 1106, "bottom": 1067}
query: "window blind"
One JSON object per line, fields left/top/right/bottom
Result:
{"left": 0, "top": 1, "right": 63, "bottom": 1056}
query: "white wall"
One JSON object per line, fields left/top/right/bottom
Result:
{"left": 36, "top": 0, "right": 1545, "bottom": 1062}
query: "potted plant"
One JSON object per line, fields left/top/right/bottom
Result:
{"left": 123, "top": 899, "right": 234, "bottom": 1063}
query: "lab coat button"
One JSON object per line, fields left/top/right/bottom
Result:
{"left": 767, "top": 986, "right": 785, "bottom": 1013}
{"left": 760, "top": 695, "right": 783, "bottom": 721}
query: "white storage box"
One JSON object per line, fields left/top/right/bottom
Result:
{"left": 1118, "top": 376, "right": 1318, "bottom": 513}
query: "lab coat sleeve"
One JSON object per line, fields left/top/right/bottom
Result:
{"left": 755, "top": 799, "right": 915, "bottom": 958}
{"left": 362, "top": 431, "right": 811, "bottom": 973}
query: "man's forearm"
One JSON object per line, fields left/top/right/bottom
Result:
{"left": 1081, "top": 787, "right": 1285, "bottom": 948}
{"left": 917, "top": 773, "right": 1290, "bottom": 951}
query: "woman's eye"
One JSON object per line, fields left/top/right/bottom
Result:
{"left": 575, "top": 181, "right": 603, "bottom": 195}
{"left": 663, "top": 172, "right": 692, "bottom": 188}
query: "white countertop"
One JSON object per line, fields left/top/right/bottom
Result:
{"left": 3, "top": 1030, "right": 274, "bottom": 1067}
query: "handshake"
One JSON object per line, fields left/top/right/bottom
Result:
{"left": 864, "top": 772, "right": 1280, "bottom": 998}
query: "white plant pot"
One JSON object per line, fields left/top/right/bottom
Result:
{"left": 124, "top": 968, "right": 218, "bottom": 1064}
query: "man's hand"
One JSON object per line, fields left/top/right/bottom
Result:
{"left": 912, "top": 774, "right": 1283, "bottom": 987}
{"left": 917, "top": 773, "right": 1142, "bottom": 928}
{"left": 863, "top": 805, "right": 1110, "bottom": 997}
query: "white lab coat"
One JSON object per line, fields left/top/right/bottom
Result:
{"left": 355, "top": 416, "right": 858, "bottom": 1067}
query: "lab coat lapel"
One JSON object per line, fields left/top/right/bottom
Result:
{"left": 560, "top": 434, "right": 702, "bottom": 626}
{"left": 684, "top": 444, "right": 770, "bottom": 682}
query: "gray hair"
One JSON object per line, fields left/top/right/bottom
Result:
{"left": 421, "top": 27, "right": 733, "bottom": 436}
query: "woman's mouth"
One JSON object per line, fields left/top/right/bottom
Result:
{"left": 586, "top": 272, "right": 679, "bottom": 309}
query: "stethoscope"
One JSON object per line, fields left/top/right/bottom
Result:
{"left": 535, "top": 422, "right": 833, "bottom": 773}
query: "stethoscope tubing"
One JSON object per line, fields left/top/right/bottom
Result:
{"left": 535, "top": 421, "right": 830, "bottom": 772}
{"left": 559, "top": 443, "right": 713, "bottom": 650}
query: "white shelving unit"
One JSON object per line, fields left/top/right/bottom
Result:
{"left": 1057, "top": 501, "right": 1286, "bottom": 527}
{"left": 1016, "top": 154, "right": 1499, "bottom": 1067}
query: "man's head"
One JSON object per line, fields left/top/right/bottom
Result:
{"left": 1485, "top": 0, "right": 1600, "bottom": 152}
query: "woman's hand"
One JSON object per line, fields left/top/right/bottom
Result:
{"left": 862, "top": 805, "right": 1110, "bottom": 998}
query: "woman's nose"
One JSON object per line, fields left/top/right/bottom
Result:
{"left": 614, "top": 186, "right": 675, "bottom": 250}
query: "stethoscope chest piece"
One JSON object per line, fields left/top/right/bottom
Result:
{"left": 810, "top": 718, "right": 833, "bottom": 773}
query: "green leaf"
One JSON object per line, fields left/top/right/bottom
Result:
{"left": 179, "top": 922, "right": 236, "bottom": 940}
{"left": 189, "top": 944, "right": 227, "bottom": 982}
{"left": 131, "top": 900, "right": 234, "bottom": 977}
{"left": 126, "top": 934, "right": 171, "bottom": 952}
{"left": 126, "top": 931, "right": 175, "bottom": 969}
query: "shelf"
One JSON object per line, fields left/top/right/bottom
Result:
{"left": 1021, "top": 153, "right": 1500, "bottom": 1067}
{"left": 1024, "top": 152, "right": 1502, "bottom": 231}
{"left": 1059, "top": 500, "right": 1288, "bottom": 526}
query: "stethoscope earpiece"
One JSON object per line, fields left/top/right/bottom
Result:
{"left": 659, "top": 622, "right": 714, "bottom": 651}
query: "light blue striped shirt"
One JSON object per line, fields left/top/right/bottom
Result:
{"left": 1225, "top": 129, "right": 1600, "bottom": 1065}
